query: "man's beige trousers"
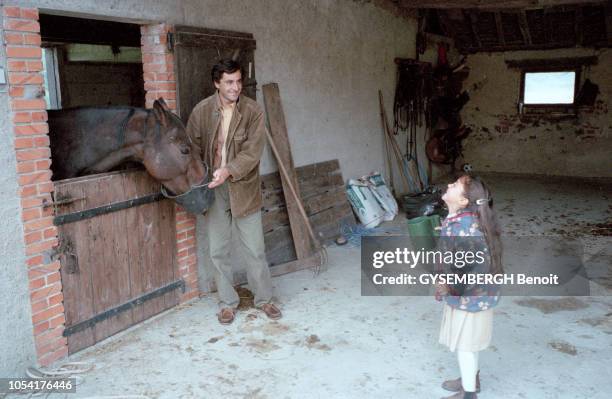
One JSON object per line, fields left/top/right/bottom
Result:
{"left": 204, "top": 182, "right": 272, "bottom": 309}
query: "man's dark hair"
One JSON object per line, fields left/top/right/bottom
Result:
{"left": 211, "top": 59, "right": 242, "bottom": 83}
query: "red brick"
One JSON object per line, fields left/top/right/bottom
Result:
{"left": 4, "top": 19, "right": 40, "bottom": 33}
{"left": 26, "top": 60, "right": 43, "bottom": 71}
{"left": 32, "top": 303, "right": 64, "bottom": 325}
{"left": 31, "top": 111, "right": 47, "bottom": 122}
{"left": 11, "top": 99, "right": 46, "bottom": 111}
{"left": 36, "top": 159, "right": 52, "bottom": 170}
{"left": 19, "top": 170, "right": 52, "bottom": 186}
{"left": 22, "top": 207, "right": 41, "bottom": 221}
{"left": 24, "top": 34, "right": 42, "bottom": 46}
{"left": 25, "top": 230, "right": 42, "bottom": 245}
{"left": 31, "top": 299, "right": 48, "bottom": 314}
{"left": 155, "top": 72, "right": 175, "bottom": 81}
{"left": 15, "top": 123, "right": 49, "bottom": 135}
{"left": 38, "top": 181, "right": 54, "bottom": 194}
{"left": 177, "top": 237, "right": 195, "bottom": 251}
{"left": 29, "top": 277, "right": 45, "bottom": 290}
{"left": 3, "top": 7, "right": 21, "bottom": 17}
{"left": 38, "top": 346, "right": 68, "bottom": 367}
{"left": 146, "top": 90, "right": 176, "bottom": 101}
{"left": 48, "top": 292, "right": 63, "bottom": 306}
{"left": 20, "top": 184, "right": 37, "bottom": 198}
{"left": 14, "top": 137, "right": 34, "bottom": 149}
{"left": 7, "top": 60, "right": 27, "bottom": 72}
{"left": 3, "top": 32, "right": 23, "bottom": 44}
{"left": 36, "top": 336, "right": 67, "bottom": 359}
{"left": 46, "top": 271, "right": 61, "bottom": 284}
{"left": 20, "top": 8, "right": 39, "bottom": 20}
{"left": 48, "top": 314, "right": 65, "bottom": 328}
{"left": 27, "top": 254, "right": 43, "bottom": 267}
{"left": 30, "top": 282, "right": 61, "bottom": 302}
{"left": 6, "top": 45, "right": 42, "bottom": 58}
{"left": 8, "top": 72, "right": 43, "bottom": 85}
{"left": 16, "top": 147, "right": 50, "bottom": 161}
{"left": 22, "top": 194, "right": 49, "bottom": 209}
{"left": 35, "top": 326, "right": 64, "bottom": 346}
{"left": 32, "top": 320, "right": 50, "bottom": 335}
{"left": 25, "top": 238, "right": 57, "bottom": 256}
{"left": 13, "top": 112, "right": 32, "bottom": 123}
{"left": 176, "top": 220, "right": 195, "bottom": 231}
{"left": 43, "top": 226, "right": 57, "bottom": 239}
{"left": 9, "top": 85, "right": 26, "bottom": 97}
{"left": 33, "top": 136, "right": 50, "bottom": 147}
{"left": 143, "top": 62, "right": 171, "bottom": 73}
{"left": 17, "top": 161, "right": 36, "bottom": 174}
{"left": 24, "top": 216, "right": 53, "bottom": 233}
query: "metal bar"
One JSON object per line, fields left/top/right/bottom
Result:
{"left": 63, "top": 279, "right": 185, "bottom": 337}
{"left": 54, "top": 192, "right": 164, "bottom": 226}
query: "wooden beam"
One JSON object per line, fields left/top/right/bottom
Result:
{"left": 605, "top": 2, "right": 612, "bottom": 45}
{"left": 518, "top": 11, "right": 533, "bottom": 45}
{"left": 397, "top": 0, "right": 603, "bottom": 9}
{"left": 494, "top": 12, "right": 506, "bottom": 46}
{"left": 505, "top": 56, "right": 598, "bottom": 68}
{"left": 574, "top": 7, "right": 583, "bottom": 46}
{"left": 466, "top": 10, "right": 483, "bottom": 48}
{"left": 262, "top": 83, "right": 314, "bottom": 261}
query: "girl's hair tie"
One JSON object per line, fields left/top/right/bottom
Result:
{"left": 475, "top": 198, "right": 492, "bottom": 206}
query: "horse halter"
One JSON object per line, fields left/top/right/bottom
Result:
{"left": 160, "top": 162, "right": 215, "bottom": 214}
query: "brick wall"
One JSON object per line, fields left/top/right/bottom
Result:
{"left": 140, "top": 23, "right": 199, "bottom": 302}
{"left": 3, "top": 6, "right": 67, "bottom": 366}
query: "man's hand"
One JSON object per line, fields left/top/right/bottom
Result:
{"left": 208, "top": 167, "right": 231, "bottom": 188}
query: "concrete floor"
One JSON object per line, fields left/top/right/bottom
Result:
{"left": 33, "top": 173, "right": 612, "bottom": 399}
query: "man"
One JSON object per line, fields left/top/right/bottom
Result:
{"left": 186, "top": 59, "right": 282, "bottom": 325}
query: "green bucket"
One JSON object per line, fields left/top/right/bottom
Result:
{"left": 407, "top": 216, "right": 436, "bottom": 251}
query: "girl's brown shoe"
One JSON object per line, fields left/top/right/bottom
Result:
{"left": 441, "top": 371, "right": 480, "bottom": 393}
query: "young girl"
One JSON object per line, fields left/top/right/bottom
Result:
{"left": 435, "top": 175, "right": 503, "bottom": 399}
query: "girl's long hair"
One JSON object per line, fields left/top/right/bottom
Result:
{"left": 460, "top": 175, "right": 504, "bottom": 274}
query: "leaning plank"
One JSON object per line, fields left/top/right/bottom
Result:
{"left": 262, "top": 83, "right": 314, "bottom": 259}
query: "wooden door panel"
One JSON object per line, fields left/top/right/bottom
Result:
{"left": 54, "top": 169, "right": 178, "bottom": 354}
{"left": 173, "top": 25, "right": 257, "bottom": 123}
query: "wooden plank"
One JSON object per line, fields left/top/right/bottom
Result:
{"left": 91, "top": 173, "right": 133, "bottom": 344}
{"left": 494, "top": 12, "right": 506, "bottom": 46}
{"left": 54, "top": 180, "right": 95, "bottom": 354}
{"left": 518, "top": 11, "right": 533, "bottom": 45}
{"left": 466, "top": 11, "right": 483, "bottom": 49}
{"left": 262, "top": 83, "right": 314, "bottom": 260}
{"left": 605, "top": 2, "right": 612, "bottom": 45}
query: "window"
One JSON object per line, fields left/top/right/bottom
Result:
{"left": 523, "top": 71, "right": 576, "bottom": 104}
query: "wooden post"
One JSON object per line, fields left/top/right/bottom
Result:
{"left": 262, "top": 83, "right": 314, "bottom": 260}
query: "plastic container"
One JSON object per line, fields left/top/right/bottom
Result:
{"left": 407, "top": 215, "right": 436, "bottom": 250}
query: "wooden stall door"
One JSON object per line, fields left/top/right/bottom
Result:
{"left": 172, "top": 25, "right": 257, "bottom": 124}
{"left": 54, "top": 170, "right": 179, "bottom": 354}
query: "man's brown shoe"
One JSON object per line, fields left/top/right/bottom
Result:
{"left": 217, "top": 308, "right": 235, "bottom": 325}
{"left": 258, "top": 303, "right": 282, "bottom": 320}
{"left": 442, "top": 371, "right": 480, "bottom": 393}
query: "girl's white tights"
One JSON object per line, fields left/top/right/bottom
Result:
{"left": 457, "top": 350, "right": 479, "bottom": 392}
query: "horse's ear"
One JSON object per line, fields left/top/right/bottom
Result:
{"left": 153, "top": 99, "right": 168, "bottom": 126}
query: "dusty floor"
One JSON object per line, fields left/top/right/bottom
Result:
{"left": 31, "top": 173, "right": 612, "bottom": 399}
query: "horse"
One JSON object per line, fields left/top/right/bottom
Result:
{"left": 48, "top": 98, "right": 211, "bottom": 212}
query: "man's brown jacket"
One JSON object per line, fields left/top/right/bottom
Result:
{"left": 186, "top": 93, "right": 265, "bottom": 217}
